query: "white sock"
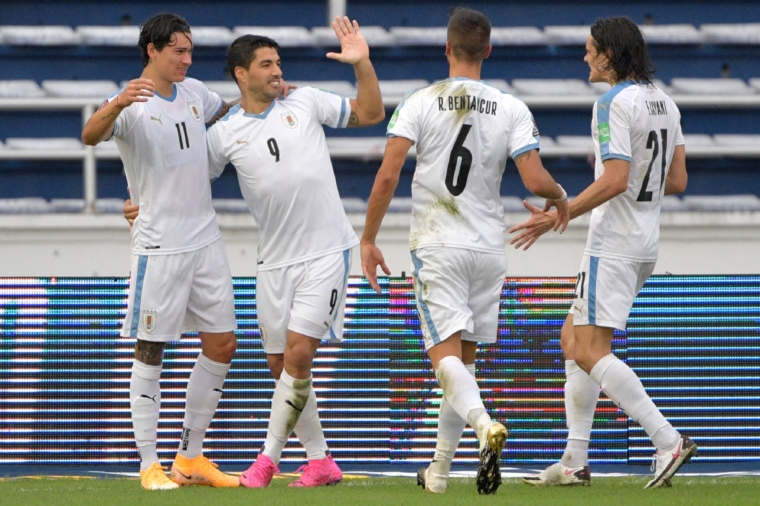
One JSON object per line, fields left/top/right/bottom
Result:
{"left": 292, "top": 382, "right": 329, "bottom": 461}
{"left": 590, "top": 354, "right": 680, "bottom": 452}
{"left": 561, "top": 360, "right": 599, "bottom": 468}
{"left": 262, "top": 370, "right": 312, "bottom": 464}
{"left": 433, "top": 363, "right": 475, "bottom": 463}
{"left": 178, "top": 353, "right": 231, "bottom": 458}
{"left": 434, "top": 356, "right": 491, "bottom": 444}
{"left": 131, "top": 360, "right": 162, "bottom": 471}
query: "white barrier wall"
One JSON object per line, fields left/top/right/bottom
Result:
{"left": 1, "top": 212, "right": 759, "bottom": 277}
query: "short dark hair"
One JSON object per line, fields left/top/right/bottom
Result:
{"left": 590, "top": 16, "right": 655, "bottom": 84}
{"left": 138, "top": 13, "right": 192, "bottom": 67}
{"left": 447, "top": 7, "right": 491, "bottom": 63}
{"left": 226, "top": 35, "right": 280, "bottom": 83}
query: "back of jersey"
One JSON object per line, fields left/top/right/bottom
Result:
{"left": 387, "top": 78, "right": 539, "bottom": 253}
{"left": 587, "top": 81, "right": 684, "bottom": 262}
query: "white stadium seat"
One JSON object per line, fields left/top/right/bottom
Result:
{"left": 341, "top": 197, "right": 368, "bottom": 213}
{"left": 0, "top": 198, "right": 51, "bottom": 213}
{"left": 42, "top": 80, "right": 120, "bottom": 98}
{"left": 683, "top": 194, "right": 760, "bottom": 212}
{"left": 94, "top": 139, "right": 120, "bottom": 157}
{"left": 5, "top": 138, "right": 83, "bottom": 150}
{"left": 749, "top": 78, "right": 760, "bottom": 93}
{"left": 0, "top": 25, "right": 80, "bottom": 45}
{"left": 0, "top": 79, "right": 46, "bottom": 98}
{"left": 76, "top": 26, "right": 139, "bottom": 46}
{"left": 511, "top": 79, "right": 596, "bottom": 96}
{"left": 233, "top": 26, "right": 315, "bottom": 47}
{"left": 543, "top": 25, "right": 589, "bottom": 45}
{"left": 490, "top": 27, "right": 548, "bottom": 46}
{"left": 669, "top": 78, "right": 755, "bottom": 96}
{"left": 536, "top": 136, "right": 556, "bottom": 148}
{"left": 379, "top": 79, "right": 429, "bottom": 104}
{"left": 555, "top": 135, "right": 594, "bottom": 149}
{"left": 701, "top": 23, "right": 760, "bottom": 44}
{"left": 94, "top": 199, "right": 129, "bottom": 213}
{"left": 387, "top": 197, "right": 413, "bottom": 213}
{"left": 482, "top": 79, "right": 515, "bottom": 94}
{"left": 712, "top": 134, "right": 760, "bottom": 147}
{"left": 191, "top": 26, "right": 235, "bottom": 46}
{"left": 501, "top": 196, "right": 527, "bottom": 212}
{"left": 204, "top": 80, "right": 241, "bottom": 101}
{"left": 587, "top": 79, "right": 670, "bottom": 95}
{"left": 325, "top": 137, "right": 387, "bottom": 159}
{"left": 49, "top": 199, "right": 86, "bottom": 213}
{"left": 212, "top": 199, "right": 250, "bottom": 213}
{"left": 682, "top": 134, "right": 717, "bottom": 147}
{"left": 389, "top": 27, "right": 447, "bottom": 45}
{"left": 291, "top": 81, "right": 357, "bottom": 97}
{"left": 661, "top": 195, "right": 689, "bottom": 212}
{"left": 640, "top": 24, "right": 704, "bottom": 44}
{"left": 312, "top": 25, "right": 394, "bottom": 47}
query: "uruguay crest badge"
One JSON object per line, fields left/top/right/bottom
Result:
{"left": 188, "top": 102, "right": 202, "bottom": 122}
{"left": 281, "top": 111, "right": 298, "bottom": 128}
{"left": 143, "top": 310, "right": 157, "bottom": 333}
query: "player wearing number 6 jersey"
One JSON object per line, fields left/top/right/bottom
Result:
{"left": 361, "top": 7, "right": 569, "bottom": 496}
{"left": 205, "top": 20, "right": 384, "bottom": 489}
{"left": 512, "top": 17, "right": 693, "bottom": 490}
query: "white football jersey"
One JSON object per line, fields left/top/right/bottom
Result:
{"left": 387, "top": 78, "right": 540, "bottom": 253}
{"left": 206, "top": 87, "right": 358, "bottom": 271}
{"left": 587, "top": 81, "right": 685, "bottom": 262}
{"left": 111, "top": 78, "right": 224, "bottom": 255}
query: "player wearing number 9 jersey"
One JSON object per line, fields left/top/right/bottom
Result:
{"left": 514, "top": 17, "right": 693, "bottom": 491}
{"left": 361, "top": 7, "right": 569, "bottom": 496}
{"left": 208, "top": 22, "right": 384, "bottom": 489}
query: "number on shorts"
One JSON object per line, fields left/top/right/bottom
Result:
{"left": 328, "top": 288, "right": 338, "bottom": 315}
{"left": 575, "top": 271, "right": 586, "bottom": 299}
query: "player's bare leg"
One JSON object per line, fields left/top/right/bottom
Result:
{"left": 169, "top": 331, "right": 239, "bottom": 488}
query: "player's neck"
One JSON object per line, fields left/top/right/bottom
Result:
{"left": 448, "top": 62, "right": 482, "bottom": 81}
{"left": 141, "top": 69, "right": 175, "bottom": 98}
{"left": 240, "top": 94, "right": 275, "bottom": 115}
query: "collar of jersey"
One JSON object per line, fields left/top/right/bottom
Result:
{"left": 154, "top": 84, "right": 178, "bottom": 102}
{"left": 242, "top": 100, "right": 276, "bottom": 119}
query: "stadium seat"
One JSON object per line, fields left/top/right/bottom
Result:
{"left": 712, "top": 134, "right": 760, "bottom": 147}
{"left": 75, "top": 26, "right": 139, "bottom": 46}
{"left": 555, "top": 135, "right": 594, "bottom": 149}
{"left": 94, "top": 139, "right": 120, "bottom": 157}
{"left": 191, "top": 26, "right": 235, "bottom": 46}
{"left": 95, "top": 198, "right": 129, "bottom": 213}
{"left": 536, "top": 136, "right": 556, "bottom": 148}
{"left": 543, "top": 26, "right": 589, "bottom": 45}
{"left": 212, "top": 199, "right": 250, "bottom": 213}
{"left": 341, "top": 197, "right": 368, "bottom": 213}
{"left": 41, "top": 80, "right": 120, "bottom": 98}
{"left": 312, "top": 25, "right": 394, "bottom": 47}
{"left": 502, "top": 196, "right": 527, "bottom": 212}
{"left": 669, "top": 78, "right": 755, "bottom": 95}
{"left": 490, "top": 27, "right": 548, "bottom": 46}
{"left": 661, "top": 195, "right": 688, "bottom": 212}
{"left": 749, "top": 78, "right": 760, "bottom": 93}
{"left": 0, "top": 25, "right": 80, "bottom": 45}
{"left": 482, "top": 79, "right": 515, "bottom": 94}
{"left": 588, "top": 80, "right": 671, "bottom": 94}
{"left": 683, "top": 194, "right": 760, "bottom": 212}
{"left": 233, "top": 26, "right": 315, "bottom": 47}
{"left": 640, "top": 24, "right": 704, "bottom": 44}
{"left": 511, "top": 79, "right": 596, "bottom": 96}
{"left": 5, "top": 138, "right": 83, "bottom": 150}
{"left": 292, "top": 81, "right": 357, "bottom": 97}
{"left": 389, "top": 27, "right": 447, "bottom": 45}
{"left": 682, "top": 134, "right": 717, "bottom": 147}
{"left": 49, "top": 198, "right": 86, "bottom": 213}
{"left": 325, "top": 137, "right": 387, "bottom": 159}
{"left": 0, "top": 79, "right": 46, "bottom": 98}
{"left": 700, "top": 23, "right": 760, "bottom": 44}
{"left": 204, "top": 80, "right": 241, "bottom": 101}
{"left": 0, "top": 198, "right": 51, "bottom": 213}
{"left": 387, "top": 197, "right": 413, "bottom": 213}
{"left": 379, "top": 79, "right": 430, "bottom": 105}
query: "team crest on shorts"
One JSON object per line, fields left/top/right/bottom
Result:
{"left": 188, "top": 102, "right": 202, "bottom": 122}
{"left": 281, "top": 111, "right": 298, "bottom": 128}
{"left": 142, "top": 310, "right": 157, "bottom": 333}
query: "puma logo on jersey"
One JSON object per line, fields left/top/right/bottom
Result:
{"left": 236, "top": 139, "right": 248, "bottom": 145}
{"left": 150, "top": 115, "right": 163, "bottom": 125}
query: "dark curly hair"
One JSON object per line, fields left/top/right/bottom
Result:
{"left": 590, "top": 16, "right": 655, "bottom": 85}
{"left": 138, "top": 13, "right": 192, "bottom": 67}
{"left": 447, "top": 7, "right": 491, "bottom": 63}
{"left": 227, "top": 35, "right": 280, "bottom": 83}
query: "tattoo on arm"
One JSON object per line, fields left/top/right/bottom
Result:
{"left": 514, "top": 150, "right": 532, "bottom": 165}
{"left": 348, "top": 111, "right": 359, "bottom": 126}
{"left": 100, "top": 110, "right": 118, "bottom": 122}
{"left": 135, "top": 339, "right": 166, "bottom": 366}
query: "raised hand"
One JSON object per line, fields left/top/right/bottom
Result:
{"left": 326, "top": 16, "right": 369, "bottom": 65}
{"left": 115, "top": 78, "right": 155, "bottom": 108}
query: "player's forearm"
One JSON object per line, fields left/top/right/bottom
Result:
{"left": 352, "top": 59, "right": 385, "bottom": 126}
{"left": 361, "top": 172, "right": 398, "bottom": 245}
{"left": 569, "top": 175, "right": 626, "bottom": 220}
{"left": 82, "top": 100, "right": 124, "bottom": 145}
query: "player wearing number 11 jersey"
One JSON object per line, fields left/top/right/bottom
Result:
{"left": 361, "top": 7, "right": 569, "bottom": 495}
{"left": 512, "top": 17, "right": 693, "bottom": 490}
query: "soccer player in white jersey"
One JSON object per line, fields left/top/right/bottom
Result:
{"left": 203, "top": 18, "right": 384, "bottom": 488}
{"left": 82, "top": 13, "right": 240, "bottom": 490}
{"left": 361, "top": 7, "right": 570, "bottom": 495}
{"left": 511, "top": 17, "right": 692, "bottom": 489}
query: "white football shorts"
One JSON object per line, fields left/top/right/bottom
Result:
{"left": 411, "top": 247, "right": 507, "bottom": 350}
{"left": 121, "top": 238, "right": 237, "bottom": 341}
{"left": 256, "top": 248, "right": 352, "bottom": 354}
{"left": 571, "top": 254, "right": 655, "bottom": 330}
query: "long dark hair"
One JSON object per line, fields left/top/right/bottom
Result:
{"left": 590, "top": 16, "right": 655, "bottom": 84}
{"left": 138, "top": 13, "right": 191, "bottom": 67}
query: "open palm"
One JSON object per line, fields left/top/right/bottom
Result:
{"left": 326, "top": 16, "right": 369, "bottom": 65}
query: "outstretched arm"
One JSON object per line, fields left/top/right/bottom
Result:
{"left": 514, "top": 149, "right": 570, "bottom": 231}
{"left": 326, "top": 16, "right": 384, "bottom": 127}
{"left": 361, "top": 136, "right": 413, "bottom": 293}
{"left": 82, "top": 78, "right": 155, "bottom": 145}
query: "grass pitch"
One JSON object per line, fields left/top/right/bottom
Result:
{"left": 1, "top": 475, "right": 758, "bottom": 506}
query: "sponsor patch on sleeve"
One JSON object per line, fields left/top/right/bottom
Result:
{"left": 598, "top": 122, "right": 611, "bottom": 143}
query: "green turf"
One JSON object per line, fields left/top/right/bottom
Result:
{"left": 1, "top": 476, "right": 759, "bottom": 506}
